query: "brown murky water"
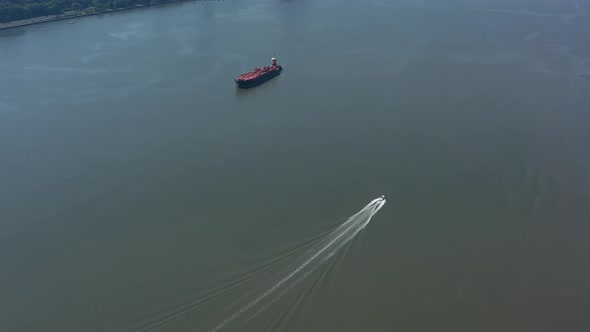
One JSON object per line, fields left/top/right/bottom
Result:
{"left": 1, "top": 0, "right": 589, "bottom": 331}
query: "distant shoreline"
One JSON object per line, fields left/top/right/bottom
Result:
{"left": 0, "top": 1, "right": 192, "bottom": 31}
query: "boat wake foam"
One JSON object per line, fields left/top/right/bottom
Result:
{"left": 208, "top": 196, "right": 386, "bottom": 332}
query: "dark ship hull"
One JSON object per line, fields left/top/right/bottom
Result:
{"left": 235, "top": 67, "right": 282, "bottom": 89}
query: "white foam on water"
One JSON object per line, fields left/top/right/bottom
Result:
{"left": 208, "top": 196, "right": 386, "bottom": 332}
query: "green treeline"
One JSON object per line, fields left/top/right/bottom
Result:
{"left": 0, "top": 0, "right": 183, "bottom": 23}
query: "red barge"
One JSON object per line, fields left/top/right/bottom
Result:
{"left": 235, "top": 56, "right": 283, "bottom": 89}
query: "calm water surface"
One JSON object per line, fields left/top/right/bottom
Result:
{"left": 1, "top": 0, "right": 589, "bottom": 331}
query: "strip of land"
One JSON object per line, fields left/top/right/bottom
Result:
{"left": 0, "top": 0, "right": 198, "bottom": 30}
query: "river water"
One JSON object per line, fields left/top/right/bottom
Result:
{"left": 1, "top": 0, "right": 589, "bottom": 331}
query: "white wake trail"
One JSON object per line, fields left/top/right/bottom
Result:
{"left": 208, "top": 196, "right": 386, "bottom": 332}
